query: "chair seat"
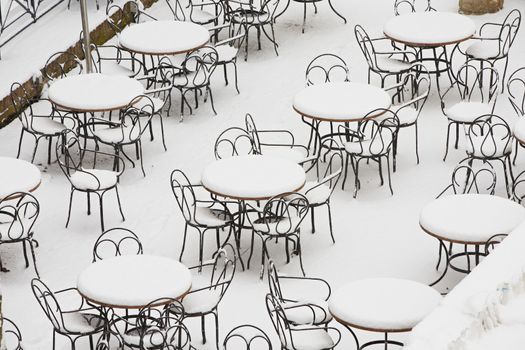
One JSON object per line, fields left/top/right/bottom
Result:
{"left": 513, "top": 117, "right": 525, "bottom": 143}
{"left": 0, "top": 221, "right": 30, "bottom": 241}
{"left": 24, "top": 117, "right": 67, "bottom": 135}
{"left": 182, "top": 288, "right": 222, "bottom": 314}
{"left": 216, "top": 45, "right": 239, "bottom": 63}
{"left": 99, "top": 61, "right": 136, "bottom": 77}
{"left": 123, "top": 326, "right": 180, "bottom": 348}
{"left": 344, "top": 132, "right": 393, "bottom": 157}
{"left": 376, "top": 57, "right": 412, "bottom": 73}
{"left": 284, "top": 325, "right": 336, "bottom": 350}
{"left": 393, "top": 106, "right": 418, "bottom": 125}
{"left": 191, "top": 9, "right": 217, "bottom": 24}
{"left": 134, "top": 95, "right": 165, "bottom": 113}
{"left": 70, "top": 169, "right": 118, "bottom": 191}
{"left": 465, "top": 40, "right": 500, "bottom": 60}
{"left": 191, "top": 207, "right": 231, "bottom": 227}
{"left": 261, "top": 147, "right": 308, "bottom": 164}
{"left": 283, "top": 299, "right": 332, "bottom": 325}
{"left": 61, "top": 312, "right": 104, "bottom": 334}
{"left": 466, "top": 134, "right": 512, "bottom": 158}
{"left": 253, "top": 215, "right": 302, "bottom": 236}
{"left": 446, "top": 102, "right": 492, "bottom": 123}
{"left": 172, "top": 72, "right": 199, "bottom": 88}
{"left": 299, "top": 181, "right": 331, "bottom": 205}
{"left": 93, "top": 125, "right": 139, "bottom": 144}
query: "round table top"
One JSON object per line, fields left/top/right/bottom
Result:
{"left": 77, "top": 255, "right": 192, "bottom": 309}
{"left": 293, "top": 82, "right": 391, "bottom": 122}
{"left": 513, "top": 118, "right": 525, "bottom": 144}
{"left": 0, "top": 157, "right": 41, "bottom": 201}
{"left": 329, "top": 278, "right": 442, "bottom": 332}
{"left": 384, "top": 12, "right": 476, "bottom": 47}
{"left": 420, "top": 194, "right": 525, "bottom": 244}
{"left": 48, "top": 73, "right": 144, "bottom": 112}
{"left": 201, "top": 155, "right": 306, "bottom": 200}
{"left": 119, "top": 21, "right": 210, "bottom": 55}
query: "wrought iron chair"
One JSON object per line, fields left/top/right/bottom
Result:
{"left": 208, "top": 20, "right": 248, "bottom": 93}
{"left": 10, "top": 82, "right": 76, "bottom": 164}
{"left": 338, "top": 109, "right": 400, "bottom": 198}
{"left": 383, "top": 64, "right": 431, "bottom": 166}
{"left": 0, "top": 192, "right": 40, "bottom": 276}
{"left": 170, "top": 169, "right": 234, "bottom": 265}
{"left": 56, "top": 129, "right": 126, "bottom": 232}
{"left": 274, "top": 0, "right": 346, "bottom": 34}
{"left": 440, "top": 61, "right": 499, "bottom": 161}
{"left": 227, "top": 0, "right": 280, "bottom": 59}
{"left": 507, "top": 67, "right": 525, "bottom": 164}
{"left": 461, "top": 9, "right": 521, "bottom": 92}
{"left": 31, "top": 278, "right": 105, "bottom": 350}
{"left": 92, "top": 227, "right": 143, "bottom": 262}
{"left": 42, "top": 51, "right": 83, "bottom": 83}
{"left": 354, "top": 25, "right": 416, "bottom": 88}
{"left": 298, "top": 138, "right": 342, "bottom": 243}
{"left": 87, "top": 95, "right": 155, "bottom": 177}
{"left": 465, "top": 114, "right": 513, "bottom": 197}
{"left": 180, "top": 247, "right": 236, "bottom": 350}
{"left": 2, "top": 317, "right": 23, "bottom": 350}
{"left": 224, "top": 324, "right": 272, "bottom": 350}
{"left": 246, "top": 192, "right": 309, "bottom": 278}
{"left": 106, "top": 1, "right": 156, "bottom": 36}
{"left": 168, "top": 0, "right": 224, "bottom": 26}
{"left": 173, "top": 46, "right": 219, "bottom": 121}
{"left": 265, "top": 293, "right": 341, "bottom": 350}
{"left": 393, "top": 0, "right": 435, "bottom": 15}
{"left": 110, "top": 297, "right": 189, "bottom": 350}
{"left": 267, "top": 260, "right": 332, "bottom": 326}
{"left": 214, "top": 126, "right": 257, "bottom": 159}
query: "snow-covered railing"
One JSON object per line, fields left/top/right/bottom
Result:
{"left": 0, "top": 0, "right": 65, "bottom": 56}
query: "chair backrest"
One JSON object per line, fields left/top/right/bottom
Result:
{"left": 394, "top": 0, "right": 434, "bottom": 15}
{"left": 466, "top": 114, "right": 512, "bottom": 159}
{"left": 10, "top": 82, "right": 36, "bottom": 130}
{"left": 116, "top": 95, "right": 155, "bottom": 143}
{"left": 31, "top": 278, "right": 66, "bottom": 332}
{"left": 0, "top": 191, "right": 39, "bottom": 242}
{"left": 207, "top": 247, "right": 236, "bottom": 301}
{"left": 224, "top": 325, "right": 272, "bottom": 350}
{"left": 106, "top": 1, "right": 141, "bottom": 35}
{"left": 43, "top": 51, "right": 83, "bottom": 82}
{"left": 252, "top": 193, "right": 309, "bottom": 236}
{"left": 496, "top": 9, "right": 521, "bottom": 57}
{"left": 182, "top": 46, "right": 218, "bottom": 88}
{"left": 170, "top": 169, "right": 198, "bottom": 224}
{"left": 265, "top": 294, "right": 292, "bottom": 349}
{"left": 56, "top": 129, "right": 85, "bottom": 178}
{"left": 2, "top": 318, "right": 23, "bottom": 350}
{"left": 513, "top": 170, "right": 525, "bottom": 204}
{"left": 354, "top": 25, "right": 379, "bottom": 71}
{"left": 507, "top": 67, "right": 525, "bottom": 117}
{"left": 394, "top": 64, "right": 431, "bottom": 113}
{"left": 215, "top": 126, "right": 257, "bottom": 159}
{"left": 438, "top": 158, "right": 497, "bottom": 197}
{"left": 93, "top": 227, "right": 143, "bottom": 262}
{"left": 305, "top": 53, "right": 349, "bottom": 86}
{"left": 453, "top": 61, "right": 499, "bottom": 105}
{"left": 267, "top": 260, "right": 284, "bottom": 300}
{"left": 244, "top": 113, "right": 262, "bottom": 154}
{"left": 147, "top": 56, "right": 177, "bottom": 101}
{"left": 313, "top": 138, "right": 344, "bottom": 194}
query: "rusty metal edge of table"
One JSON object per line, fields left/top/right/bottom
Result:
{"left": 119, "top": 40, "right": 208, "bottom": 56}
{"left": 383, "top": 32, "right": 474, "bottom": 48}
{"left": 2, "top": 181, "right": 41, "bottom": 201}
{"left": 331, "top": 314, "right": 414, "bottom": 333}
{"left": 293, "top": 105, "right": 391, "bottom": 123}
{"left": 203, "top": 181, "right": 306, "bottom": 201}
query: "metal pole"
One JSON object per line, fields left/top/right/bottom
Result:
{"left": 80, "top": 0, "right": 93, "bottom": 73}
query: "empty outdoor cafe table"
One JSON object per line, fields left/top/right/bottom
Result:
{"left": 201, "top": 155, "right": 306, "bottom": 268}
{"left": 293, "top": 81, "right": 391, "bottom": 150}
{"left": 383, "top": 12, "right": 476, "bottom": 92}
{"left": 420, "top": 194, "right": 525, "bottom": 287}
{"left": 329, "top": 278, "right": 442, "bottom": 350}
{"left": 0, "top": 156, "right": 42, "bottom": 200}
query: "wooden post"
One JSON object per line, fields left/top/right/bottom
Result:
{"left": 459, "top": 0, "right": 503, "bottom": 14}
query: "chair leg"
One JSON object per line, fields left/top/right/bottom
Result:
{"left": 115, "top": 187, "right": 125, "bottom": 221}
{"left": 99, "top": 193, "right": 105, "bottom": 232}
{"left": 29, "top": 239, "right": 40, "bottom": 278}
{"left": 201, "top": 315, "right": 207, "bottom": 344}
{"left": 213, "top": 311, "right": 220, "bottom": 350}
{"left": 66, "top": 189, "right": 75, "bottom": 228}
{"left": 233, "top": 62, "right": 240, "bottom": 94}
{"left": 159, "top": 115, "right": 167, "bottom": 151}
{"left": 138, "top": 141, "right": 146, "bottom": 177}
{"left": 327, "top": 202, "right": 335, "bottom": 244}
{"left": 310, "top": 206, "right": 315, "bottom": 233}
{"left": 296, "top": 235, "right": 306, "bottom": 276}
{"left": 16, "top": 129, "right": 24, "bottom": 158}
{"left": 415, "top": 122, "right": 420, "bottom": 164}
{"left": 208, "top": 87, "right": 217, "bottom": 115}
{"left": 443, "top": 122, "right": 453, "bottom": 161}
{"left": 247, "top": 230, "right": 255, "bottom": 269}
{"left": 302, "top": 2, "right": 307, "bottom": 34}
{"left": 31, "top": 136, "right": 41, "bottom": 163}
{"left": 22, "top": 240, "right": 29, "bottom": 267}
{"left": 223, "top": 64, "right": 229, "bottom": 86}
{"left": 386, "top": 155, "right": 394, "bottom": 195}
{"left": 179, "top": 223, "right": 188, "bottom": 261}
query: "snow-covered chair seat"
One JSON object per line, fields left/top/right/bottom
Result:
{"left": 98, "top": 61, "right": 136, "bottom": 77}
{"left": 343, "top": 131, "right": 393, "bottom": 156}
{"left": 297, "top": 181, "right": 331, "bottom": 205}
{"left": 283, "top": 299, "right": 333, "bottom": 325}
{"left": 191, "top": 9, "right": 217, "bottom": 24}
{"left": 376, "top": 57, "right": 412, "bottom": 73}
{"left": 283, "top": 325, "right": 337, "bottom": 350}
{"left": 24, "top": 117, "right": 68, "bottom": 135}
{"left": 216, "top": 45, "right": 239, "bottom": 63}
{"left": 70, "top": 169, "right": 119, "bottom": 191}
{"left": 92, "top": 125, "right": 140, "bottom": 144}
{"left": 181, "top": 287, "right": 223, "bottom": 314}
{"left": 60, "top": 312, "right": 105, "bottom": 333}
{"left": 445, "top": 101, "right": 492, "bottom": 123}
{"left": 465, "top": 40, "right": 500, "bottom": 60}
{"left": 191, "top": 206, "right": 232, "bottom": 228}
{"left": 329, "top": 278, "right": 442, "bottom": 331}
{"left": 133, "top": 95, "right": 165, "bottom": 113}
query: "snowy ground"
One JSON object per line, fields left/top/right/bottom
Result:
{"left": 1, "top": 0, "right": 525, "bottom": 349}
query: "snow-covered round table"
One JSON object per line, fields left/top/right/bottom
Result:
{"left": 329, "top": 278, "right": 442, "bottom": 348}
{"left": 293, "top": 82, "right": 391, "bottom": 123}
{"left": 420, "top": 194, "right": 525, "bottom": 285}
{"left": 0, "top": 157, "right": 42, "bottom": 201}
{"left": 513, "top": 118, "right": 525, "bottom": 146}
{"left": 48, "top": 73, "right": 144, "bottom": 113}
{"left": 202, "top": 155, "right": 306, "bottom": 200}
{"left": 119, "top": 21, "right": 210, "bottom": 55}
{"left": 384, "top": 12, "right": 476, "bottom": 48}
{"left": 77, "top": 255, "right": 192, "bottom": 309}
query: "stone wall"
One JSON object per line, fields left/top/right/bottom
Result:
{"left": 459, "top": 0, "right": 504, "bottom": 14}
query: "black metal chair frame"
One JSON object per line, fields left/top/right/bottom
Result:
{"left": 274, "top": 0, "right": 346, "bottom": 34}
{"left": 167, "top": 0, "right": 223, "bottom": 26}
{"left": 2, "top": 317, "right": 23, "bottom": 350}
{"left": 223, "top": 324, "right": 272, "bottom": 350}
{"left": 507, "top": 67, "right": 525, "bottom": 164}
{"left": 92, "top": 227, "right": 143, "bottom": 262}
{"left": 393, "top": 0, "right": 435, "bottom": 15}
{"left": 0, "top": 191, "right": 40, "bottom": 277}
{"left": 56, "top": 130, "right": 126, "bottom": 232}
{"left": 42, "top": 51, "right": 83, "bottom": 83}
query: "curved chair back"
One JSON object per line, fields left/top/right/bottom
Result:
{"left": 208, "top": 247, "right": 236, "bottom": 303}
{"left": 43, "top": 51, "right": 83, "bottom": 82}
{"left": 215, "top": 126, "right": 257, "bottom": 159}
{"left": 438, "top": 158, "right": 497, "bottom": 197}
{"left": 0, "top": 192, "right": 39, "bottom": 242}
{"left": 93, "top": 227, "right": 143, "bottom": 262}
{"left": 10, "top": 82, "right": 37, "bottom": 131}
{"left": 31, "top": 278, "right": 66, "bottom": 332}
{"left": 466, "top": 114, "right": 512, "bottom": 159}
{"left": 170, "top": 169, "right": 199, "bottom": 225}
{"left": 453, "top": 62, "right": 499, "bottom": 106}
{"left": 394, "top": 64, "right": 431, "bottom": 114}
{"left": 224, "top": 324, "right": 272, "bottom": 350}
{"left": 314, "top": 138, "right": 344, "bottom": 194}
{"left": 354, "top": 25, "right": 379, "bottom": 72}
{"left": 507, "top": 67, "right": 525, "bottom": 117}
{"left": 252, "top": 193, "right": 309, "bottom": 236}
{"left": 496, "top": 9, "right": 521, "bottom": 58}
{"left": 305, "top": 53, "right": 349, "bottom": 86}
{"left": 114, "top": 95, "right": 155, "bottom": 144}
{"left": 513, "top": 170, "right": 525, "bottom": 204}
{"left": 394, "top": 0, "right": 434, "bottom": 15}
{"left": 265, "top": 294, "right": 293, "bottom": 348}
{"left": 56, "top": 129, "right": 84, "bottom": 177}
{"left": 106, "top": 1, "right": 141, "bottom": 35}
{"left": 267, "top": 260, "right": 283, "bottom": 300}
{"left": 147, "top": 56, "right": 177, "bottom": 101}
{"left": 2, "top": 318, "right": 23, "bottom": 350}
{"left": 182, "top": 46, "right": 218, "bottom": 88}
